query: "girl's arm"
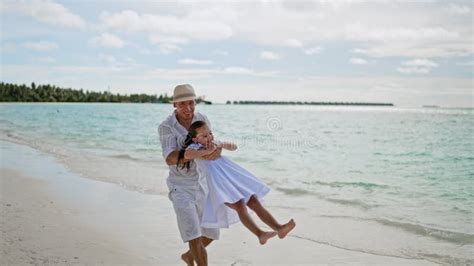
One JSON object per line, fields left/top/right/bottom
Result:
{"left": 216, "top": 141, "right": 237, "bottom": 151}
{"left": 184, "top": 147, "right": 215, "bottom": 160}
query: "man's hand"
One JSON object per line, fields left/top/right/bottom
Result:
{"left": 202, "top": 145, "right": 222, "bottom": 160}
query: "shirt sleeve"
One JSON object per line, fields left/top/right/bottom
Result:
{"left": 158, "top": 123, "right": 177, "bottom": 160}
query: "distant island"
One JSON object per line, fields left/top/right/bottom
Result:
{"left": 0, "top": 82, "right": 211, "bottom": 104}
{"left": 226, "top": 100, "right": 394, "bottom": 106}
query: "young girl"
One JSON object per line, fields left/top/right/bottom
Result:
{"left": 177, "top": 121, "right": 295, "bottom": 245}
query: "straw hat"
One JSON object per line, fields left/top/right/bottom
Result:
{"left": 172, "top": 84, "right": 197, "bottom": 103}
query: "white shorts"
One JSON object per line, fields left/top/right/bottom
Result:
{"left": 168, "top": 185, "right": 220, "bottom": 243}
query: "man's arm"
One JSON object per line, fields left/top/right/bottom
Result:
{"left": 159, "top": 123, "right": 183, "bottom": 166}
{"left": 166, "top": 146, "right": 219, "bottom": 165}
{"left": 185, "top": 147, "right": 215, "bottom": 160}
{"left": 165, "top": 150, "right": 187, "bottom": 166}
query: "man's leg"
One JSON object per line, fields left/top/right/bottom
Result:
{"left": 169, "top": 186, "right": 212, "bottom": 266}
{"left": 188, "top": 236, "right": 207, "bottom": 266}
{"left": 181, "top": 236, "right": 213, "bottom": 266}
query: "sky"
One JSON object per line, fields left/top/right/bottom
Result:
{"left": 1, "top": 0, "right": 473, "bottom": 107}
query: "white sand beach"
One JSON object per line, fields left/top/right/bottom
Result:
{"left": 0, "top": 140, "right": 441, "bottom": 265}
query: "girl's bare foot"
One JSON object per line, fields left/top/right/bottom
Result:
{"left": 277, "top": 219, "right": 296, "bottom": 239}
{"left": 181, "top": 252, "right": 194, "bottom": 266}
{"left": 258, "top": 231, "right": 277, "bottom": 245}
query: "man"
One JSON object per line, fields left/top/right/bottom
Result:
{"left": 158, "top": 84, "right": 221, "bottom": 266}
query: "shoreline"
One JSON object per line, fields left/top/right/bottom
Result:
{"left": 0, "top": 140, "right": 442, "bottom": 265}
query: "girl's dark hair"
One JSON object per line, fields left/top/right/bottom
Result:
{"left": 177, "top": 120, "right": 208, "bottom": 171}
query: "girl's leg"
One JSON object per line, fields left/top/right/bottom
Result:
{"left": 246, "top": 195, "right": 296, "bottom": 239}
{"left": 225, "top": 199, "right": 277, "bottom": 245}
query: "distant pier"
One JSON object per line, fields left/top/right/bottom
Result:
{"left": 226, "top": 100, "right": 394, "bottom": 106}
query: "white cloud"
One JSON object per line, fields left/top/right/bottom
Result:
{"left": 158, "top": 44, "right": 181, "bottom": 54}
{"left": 447, "top": 3, "right": 471, "bottom": 15}
{"left": 147, "top": 68, "right": 216, "bottom": 80}
{"left": 223, "top": 67, "right": 278, "bottom": 77}
{"left": 99, "top": 10, "right": 233, "bottom": 53}
{"left": 2, "top": 0, "right": 86, "bottom": 29}
{"left": 345, "top": 24, "right": 460, "bottom": 43}
{"left": 22, "top": 41, "right": 58, "bottom": 51}
{"left": 53, "top": 65, "right": 124, "bottom": 74}
{"left": 348, "top": 24, "right": 471, "bottom": 58}
{"left": 93, "top": 3, "right": 472, "bottom": 59}
{"left": 403, "top": 59, "right": 439, "bottom": 68}
{"left": 352, "top": 43, "right": 471, "bottom": 58}
{"left": 216, "top": 2, "right": 471, "bottom": 58}
{"left": 149, "top": 34, "right": 188, "bottom": 45}
{"left": 89, "top": 33, "right": 124, "bottom": 48}
{"left": 397, "top": 58, "right": 439, "bottom": 74}
{"left": 148, "top": 34, "right": 187, "bottom": 54}
{"left": 223, "top": 67, "right": 252, "bottom": 75}
{"left": 100, "top": 10, "right": 232, "bottom": 41}
{"left": 350, "top": 58, "right": 369, "bottom": 65}
{"left": 97, "top": 54, "right": 139, "bottom": 69}
{"left": 304, "top": 46, "right": 322, "bottom": 55}
{"left": 285, "top": 39, "right": 304, "bottom": 48}
{"left": 260, "top": 51, "right": 281, "bottom": 60}
{"left": 178, "top": 58, "right": 213, "bottom": 65}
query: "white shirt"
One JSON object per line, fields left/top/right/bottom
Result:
{"left": 158, "top": 110, "right": 211, "bottom": 189}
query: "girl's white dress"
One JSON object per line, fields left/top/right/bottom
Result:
{"left": 187, "top": 143, "right": 270, "bottom": 229}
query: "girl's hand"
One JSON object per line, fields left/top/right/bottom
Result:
{"left": 202, "top": 143, "right": 221, "bottom": 160}
{"left": 204, "top": 144, "right": 217, "bottom": 155}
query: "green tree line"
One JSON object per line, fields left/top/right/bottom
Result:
{"left": 0, "top": 82, "right": 173, "bottom": 103}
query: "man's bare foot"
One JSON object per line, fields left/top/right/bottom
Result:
{"left": 181, "top": 252, "right": 194, "bottom": 266}
{"left": 258, "top": 231, "right": 277, "bottom": 245}
{"left": 277, "top": 219, "right": 296, "bottom": 239}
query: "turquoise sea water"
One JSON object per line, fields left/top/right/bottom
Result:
{"left": 1, "top": 103, "right": 473, "bottom": 262}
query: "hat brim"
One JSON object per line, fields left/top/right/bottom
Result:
{"left": 171, "top": 96, "right": 197, "bottom": 103}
